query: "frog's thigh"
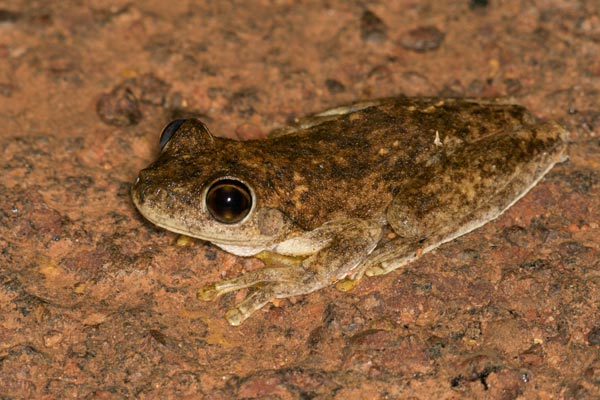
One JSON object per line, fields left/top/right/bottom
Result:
{"left": 363, "top": 206, "right": 490, "bottom": 277}
{"left": 356, "top": 191, "right": 464, "bottom": 277}
{"left": 365, "top": 173, "right": 533, "bottom": 277}
{"left": 386, "top": 188, "right": 468, "bottom": 242}
{"left": 364, "top": 202, "right": 484, "bottom": 278}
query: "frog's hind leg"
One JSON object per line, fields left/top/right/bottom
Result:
{"left": 356, "top": 126, "right": 564, "bottom": 277}
{"left": 359, "top": 155, "right": 560, "bottom": 279}
{"left": 359, "top": 205, "right": 517, "bottom": 280}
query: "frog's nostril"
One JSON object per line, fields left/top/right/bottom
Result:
{"left": 135, "top": 170, "right": 153, "bottom": 185}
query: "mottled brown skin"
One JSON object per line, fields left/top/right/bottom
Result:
{"left": 132, "top": 97, "right": 567, "bottom": 325}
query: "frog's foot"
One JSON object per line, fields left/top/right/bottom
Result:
{"left": 334, "top": 267, "right": 369, "bottom": 292}
{"left": 335, "top": 277, "right": 359, "bottom": 292}
{"left": 197, "top": 284, "right": 219, "bottom": 301}
{"left": 364, "top": 253, "right": 418, "bottom": 276}
{"left": 364, "top": 259, "right": 413, "bottom": 277}
{"left": 364, "top": 264, "right": 388, "bottom": 277}
{"left": 357, "top": 242, "right": 420, "bottom": 277}
{"left": 225, "top": 274, "right": 328, "bottom": 325}
{"left": 199, "top": 265, "right": 332, "bottom": 325}
{"left": 197, "top": 266, "right": 304, "bottom": 302}
{"left": 224, "top": 286, "right": 274, "bottom": 326}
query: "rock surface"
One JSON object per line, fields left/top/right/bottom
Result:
{"left": 1, "top": 0, "right": 598, "bottom": 398}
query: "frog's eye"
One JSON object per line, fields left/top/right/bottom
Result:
{"left": 159, "top": 119, "right": 186, "bottom": 150}
{"left": 205, "top": 179, "right": 253, "bottom": 224}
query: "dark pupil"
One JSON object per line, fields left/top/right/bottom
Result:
{"left": 206, "top": 180, "right": 252, "bottom": 224}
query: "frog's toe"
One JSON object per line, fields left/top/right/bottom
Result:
{"left": 364, "top": 264, "right": 388, "bottom": 277}
{"left": 197, "top": 284, "right": 218, "bottom": 301}
{"left": 335, "top": 277, "right": 359, "bottom": 292}
{"left": 225, "top": 308, "right": 246, "bottom": 326}
{"left": 224, "top": 288, "right": 273, "bottom": 325}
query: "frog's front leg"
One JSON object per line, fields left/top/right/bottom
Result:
{"left": 198, "top": 219, "right": 382, "bottom": 325}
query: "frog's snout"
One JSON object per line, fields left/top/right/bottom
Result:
{"left": 131, "top": 170, "right": 153, "bottom": 207}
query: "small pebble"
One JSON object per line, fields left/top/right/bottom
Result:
{"left": 399, "top": 26, "right": 445, "bottom": 52}
{"left": 360, "top": 10, "right": 387, "bottom": 43}
{"left": 587, "top": 326, "right": 600, "bottom": 345}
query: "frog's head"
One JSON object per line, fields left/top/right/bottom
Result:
{"left": 131, "top": 119, "right": 296, "bottom": 255}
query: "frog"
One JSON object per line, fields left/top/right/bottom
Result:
{"left": 131, "top": 97, "right": 568, "bottom": 326}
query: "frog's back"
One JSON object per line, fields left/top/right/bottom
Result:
{"left": 238, "top": 97, "right": 566, "bottom": 230}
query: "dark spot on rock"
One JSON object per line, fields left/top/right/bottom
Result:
{"left": 469, "top": 0, "right": 489, "bottom": 9}
{"left": 0, "top": 9, "right": 20, "bottom": 23}
{"left": 306, "top": 325, "right": 327, "bottom": 349}
{"left": 459, "top": 248, "right": 480, "bottom": 263}
{"left": 149, "top": 329, "right": 167, "bottom": 345}
{"left": 223, "top": 88, "right": 259, "bottom": 118}
{"left": 477, "top": 367, "right": 498, "bottom": 390}
{"left": 450, "top": 375, "right": 464, "bottom": 387}
{"left": 565, "top": 170, "right": 599, "bottom": 194}
{"left": 398, "top": 26, "right": 445, "bottom": 52}
{"left": 504, "top": 78, "right": 522, "bottom": 94}
{"left": 548, "top": 316, "right": 571, "bottom": 344}
{"left": 558, "top": 241, "right": 584, "bottom": 257}
{"left": 97, "top": 85, "right": 142, "bottom": 127}
{"left": 450, "top": 366, "right": 501, "bottom": 390}
{"left": 520, "top": 258, "right": 550, "bottom": 270}
{"left": 360, "top": 9, "right": 387, "bottom": 43}
{"left": 325, "top": 79, "right": 345, "bottom": 94}
{"left": 97, "top": 74, "right": 170, "bottom": 126}
{"left": 464, "top": 321, "right": 482, "bottom": 340}
{"left": 204, "top": 248, "right": 217, "bottom": 261}
{"left": 136, "top": 73, "right": 171, "bottom": 106}
{"left": 322, "top": 302, "right": 365, "bottom": 334}
{"left": 501, "top": 225, "right": 527, "bottom": 246}
{"left": 426, "top": 336, "right": 446, "bottom": 359}
{"left": 587, "top": 326, "right": 600, "bottom": 345}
